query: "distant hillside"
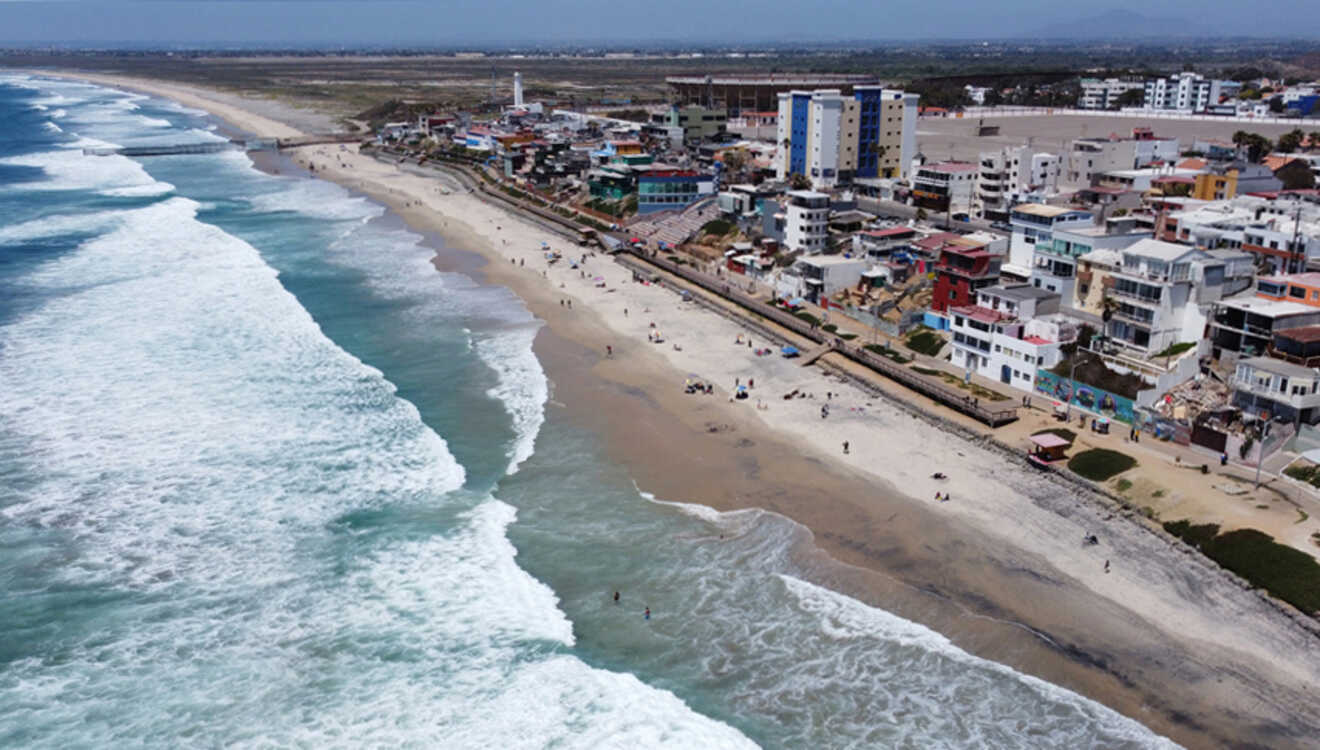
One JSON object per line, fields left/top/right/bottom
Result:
{"left": 1024, "top": 11, "right": 1220, "bottom": 40}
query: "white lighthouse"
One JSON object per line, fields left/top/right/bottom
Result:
{"left": 513, "top": 72, "right": 524, "bottom": 107}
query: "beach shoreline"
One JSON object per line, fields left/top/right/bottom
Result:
{"left": 39, "top": 70, "right": 1320, "bottom": 749}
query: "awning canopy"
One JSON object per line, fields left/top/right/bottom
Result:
{"left": 1030, "top": 433, "right": 1071, "bottom": 449}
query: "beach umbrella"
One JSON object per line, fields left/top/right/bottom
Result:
{"left": 789, "top": 297, "right": 807, "bottom": 307}
{"left": 781, "top": 346, "right": 800, "bottom": 357}
{"left": 593, "top": 275, "right": 605, "bottom": 282}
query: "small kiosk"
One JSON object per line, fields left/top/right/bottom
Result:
{"left": 1027, "top": 433, "right": 1070, "bottom": 469}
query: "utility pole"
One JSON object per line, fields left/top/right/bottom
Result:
{"left": 1254, "top": 418, "right": 1269, "bottom": 490}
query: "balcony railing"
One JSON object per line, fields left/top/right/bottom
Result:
{"left": 1111, "top": 286, "right": 1162, "bottom": 303}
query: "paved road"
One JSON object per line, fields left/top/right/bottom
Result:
{"left": 855, "top": 196, "right": 1008, "bottom": 236}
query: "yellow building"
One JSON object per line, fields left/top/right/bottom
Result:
{"left": 1192, "top": 170, "right": 1237, "bottom": 201}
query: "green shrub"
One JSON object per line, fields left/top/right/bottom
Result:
{"left": 905, "top": 330, "right": 945, "bottom": 357}
{"left": 1163, "top": 521, "right": 1320, "bottom": 615}
{"left": 838, "top": 333, "right": 858, "bottom": 341}
{"left": 1068, "top": 448, "right": 1137, "bottom": 481}
{"left": 1152, "top": 341, "right": 1197, "bottom": 359}
{"left": 822, "top": 323, "right": 838, "bottom": 333}
{"left": 700, "top": 218, "right": 734, "bottom": 236}
{"left": 1115, "top": 478, "right": 1133, "bottom": 493}
{"left": 863, "top": 344, "right": 910, "bottom": 364}
{"left": 910, "top": 365, "right": 941, "bottom": 376}
{"left": 794, "top": 311, "right": 821, "bottom": 327}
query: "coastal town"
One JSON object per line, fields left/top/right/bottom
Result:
{"left": 356, "top": 68, "right": 1320, "bottom": 594}
{"left": 20, "top": 46, "right": 1320, "bottom": 748}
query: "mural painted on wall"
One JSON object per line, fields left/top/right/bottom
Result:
{"left": 1034, "top": 369, "right": 1137, "bottom": 424}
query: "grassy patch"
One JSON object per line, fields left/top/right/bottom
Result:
{"left": 838, "top": 333, "right": 858, "bottom": 341}
{"left": 1284, "top": 461, "right": 1320, "bottom": 489}
{"left": 1152, "top": 489, "right": 1166, "bottom": 498}
{"left": 910, "top": 365, "right": 942, "bottom": 376}
{"left": 905, "top": 330, "right": 946, "bottom": 357}
{"left": 822, "top": 323, "right": 838, "bottom": 333}
{"left": 700, "top": 218, "right": 734, "bottom": 236}
{"left": 1164, "top": 521, "right": 1320, "bottom": 615}
{"left": 794, "top": 311, "right": 821, "bottom": 327}
{"left": 1050, "top": 353, "right": 1147, "bottom": 399}
{"left": 1115, "top": 478, "right": 1133, "bottom": 493}
{"left": 1031, "top": 427, "right": 1076, "bottom": 443}
{"left": 864, "top": 344, "right": 910, "bottom": 364}
{"left": 1068, "top": 448, "right": 1137, "bottom": 481}
{"left": 1152, "top": 341, "right": 1198, "bottom": 359}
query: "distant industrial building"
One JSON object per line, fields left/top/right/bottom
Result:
{"left": 667, "top": 75, "right": 881, "bottom": 115}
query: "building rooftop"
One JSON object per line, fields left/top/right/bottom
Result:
{"left": 861, "top": 226, "right": 918, "bottom": 239}
{"left": 1216, "top": 294, "right": 1316, "bottom": 317}
{"left": 983, "top": 284, "right": 1060, "bottom": 302}
{"left": 1078, "top": 247, "right": 1125, "bottom": 267}
{"left": 1012, "top": 203, "right": 1073, "bottom": 218}
{"left": 1276, "top": 326, "right": 1320, "bottom": 344}
{"left": 1238, "top": 356, "right": 1320, "bottom": 379}
{"left": 1262, "top": 272, "right": 1320, "bottom": 287}
{"left": 950, "top": 305, "right": 1013, "bottom": 324}
{"left": 787, "top": 189, "right": 829, "bottom": 200}
{"left": 1123, "top": 238, "right": 1203, "bottom": 262}
{"left": 919, "top": 161, "right": 978, "bottom": 174}
{"left": 800, "top": 254, "right": 868, "bottom": 267}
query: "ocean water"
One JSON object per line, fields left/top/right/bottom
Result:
{"left": 0, "top": 74, "right": 1179, "bottom": 749}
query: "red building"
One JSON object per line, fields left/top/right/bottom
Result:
{"left": 931, "top": 241, "right": 1003, "bottom": 314}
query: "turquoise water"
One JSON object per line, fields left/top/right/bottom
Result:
{"left": 0, "top": 75, "right": 1179, "bottom": 749}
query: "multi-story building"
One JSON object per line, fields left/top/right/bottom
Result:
{"left": 974, "top": 146, "right": 1061, "bottom": 219}
{"left": 657, "top": 105, "right": 728, "bottom": 142}
{"left": 1210, "top": 294, "right": 1320, "bottom": 363}
{"left": 911, "top": 161, "right": 978, "bottom": 214}
{"left": 1143, "top": 72, "right": 1233, "bottom": 113}
{"left": 1004, "top": 203, "right": 1094, "bottom": 280}
{"left": 782, "top": 190, "right": 831, "bottom": 254}
{"left": 1105, "top": 238, "right": 1239, "bottom": 355}
{"left": 1078, "top": 78, "right": 1145, "bottom": 109}
{"left": 776, "top": 87, "right": 918, "bottom": 189}
{"left": 949, "top": 285, "right": 1073, "bottom": 392}
{"left": 1231, "top": 356, "right": 1320, "bottom": 425}
{"left": 930, "top": 237, "right": 1003, "bottom": 316}
{"left": 1030, "top": 222, "right": 1151, "bottom": 304}
{"left": 774, "top": 254, "right": 869, "bottom": 304}
{"left": 667, "top": 74, "right": 881, "bottom": 115}
{"left": 1064, "top": 129, "right": 1180, "bottom": 187}
{"left": 636, "top": 170, "right": 717, "bottom": 214}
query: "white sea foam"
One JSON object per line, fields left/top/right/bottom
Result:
{"left": 0, "top": 146, "right": 159, "bottom": 196}
{"left": 0, "top": 210, "right": 121, "bottom": 245}
{"left": 779, "top": 574, "right": 1180, "bottom": 748}
{"left": 474, "top": 320, "right": 547, "bottom": 473}
{"left": 246, "top": 177, "right": 383, "bottom": 222}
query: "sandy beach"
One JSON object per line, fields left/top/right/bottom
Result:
{"left": 48, "top": 71, "right": 1320, "bottom": 749}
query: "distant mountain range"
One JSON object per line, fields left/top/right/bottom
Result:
{"left": 1024, "top": 11, "right": 1225, "bottom": 40}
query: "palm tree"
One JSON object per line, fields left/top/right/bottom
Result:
{"left": 1232, "top": 130, "right": 1250, "bottom": 158}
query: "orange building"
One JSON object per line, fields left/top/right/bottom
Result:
{"left": 1256, "top": 273, "right": 1320, "bottom": 307}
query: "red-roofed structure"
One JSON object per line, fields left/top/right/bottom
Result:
{"left": 932, "top": 242, "right": 1002, "bottom": 314}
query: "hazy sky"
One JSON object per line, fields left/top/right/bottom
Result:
{"left": 0, "top": 0, "right": 1317, "bottom": 46}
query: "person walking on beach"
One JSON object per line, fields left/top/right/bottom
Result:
{"left": 842, "top": 441, "right": 850, "bottom": 454}
{"left": 644, "top": 607, "right": 650, "bottom": 620}
{"left": 613, "top": 591, "right": 620, "bottom": 604}
{"left": 606, "top": 345, "right": 613, "bottom": 358}
{"left": 1104, "top": 560, "right": 1111, "bottom": 574}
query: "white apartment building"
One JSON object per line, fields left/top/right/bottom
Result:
{"left": 1231, "top": 356, "right": 1320, "bottom": 425}
{"left": 774, "top": 254, "right": 869, "bottom": 304}
{"left": 1104, "top": 238, "right": 1243, "bottom": 355}
{"left": 1143, "top": 72, "right": 1232, "bottom": 113}
{"left": 1004, "top": 203, "right": 1095, "bottom": 280}
{"left": 776, "top": 87, "right": 918, "bottom": 190}
{"left": 911, "top": 161, "right": 978, "bottom": 215}
{"left": 1030, "top": 223, "right": 1151, "bottom": 305}
{"left": 1064, "top": 131, "right": 1180, "bottom": 187}
{"left": 974, "top": 145, "right": 1061, "bottom": 218}
{"left": 1078, "top": 78, "right": 1145, "bottom": 109}
{"left": 782, "top": 190, "right": 831, "bottom": 254}
{"left": 1168, "top": 196, "right": 1320, "bottom": 274}
{"left": 949, "top": 285, "right": 1074, "bottom": 392}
